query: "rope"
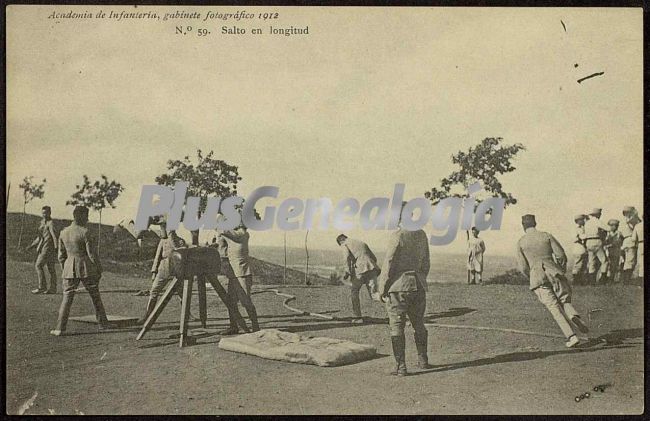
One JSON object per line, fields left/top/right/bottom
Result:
{"left": 252, "top": 288, "right": 335, "bottom": 320}
{"left": 253, "top": 288, "right": 589, "bottom": 340}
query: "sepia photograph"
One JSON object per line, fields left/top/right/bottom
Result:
{"left": 5, "top": 5, "right": 645, "bottom": 415}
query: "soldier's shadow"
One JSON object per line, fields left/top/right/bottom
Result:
{"left": 423, "top": 307, "right": 477, "bottom": 323}
{"left": 407, "top": 327, "right": 642, "bottom": 376}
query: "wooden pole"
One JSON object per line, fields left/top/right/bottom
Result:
{"left": 283, "top": 232, "right": 287, "bottom": 283}
{"left": 304, "top": 230, "right": 310, "bottom": 285}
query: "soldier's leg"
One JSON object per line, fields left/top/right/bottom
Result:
{"left": 350, "top": 277, "right": 363, "bottom": 319}
{"left": 386, "top": 292, "right": 408, "bottom": 376}
{"left": 534, "top": 286, "right": 576, "bottom": 339}
{"left": 52, "top": 278, "right": 80, "bottom": 334}
{"left": 46, "top": 261, "right": 57, "bottom": 293}
{"left": 34, "top": 253, "right": 48, "bottom": 292}
{"left": 81, "top": 277, "right": 109, "bottom": 327}
{"left": 138, "top": 272, "right": 171, "bottom": 324}
{"left": 572, "top": 253, "right": 586, "bottom": 285}
{"left": 591, "top": 246, "right": 607, "bottom": 284}
{"left": 636, "top": 244, "right": 644, "bottom": 279}
{"left": 552, "top": 274, "right": 588, "bottom": 333}
{"left": 233, "top": 276, "right": 259, "bottom": 331}
{"left": 406, "top": 291, "right": 430, "bottom": 369}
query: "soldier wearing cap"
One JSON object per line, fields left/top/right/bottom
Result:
{"left": 620, "top": 206, "right": 640, "bottom": 283}
{"left": 378, "top": 203, "right": 431, "bottom": 376}
{"left": 516, "top": 214, "right": 588, "bottom": 348}
{"left": 583, "top": 208, "right": 609, "bottom": 285}
{"left": 604, "top": 219, "right": 624, "bottom": 283}
{"left": 336, "top": 234, "right": 381, "bottom": 322}
{"left": 466, "top": 227, "right": 486, "bottom": 285}
{"left": 571, "top": 214, "right": 588, "bottom": 285}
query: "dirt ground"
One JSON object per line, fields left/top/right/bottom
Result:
{"left": 5, "top": 260, "right": 644, "bottom": 415}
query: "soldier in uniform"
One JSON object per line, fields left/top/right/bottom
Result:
{"left": 632, "top": 213, "right": 643, "bottom": 280}
{"left": 620, "top": 206, "right": 640, "bottom": 283}
{"left": 571, "top": 214, "right": 588, "bottom": 285}
{"left": 219, "top": 224, "right": 260, "bottom": 332}
{"left": 466, "top": 227, "right": 486, "bottom": 285}
{"left": 26, "top": 205, "right": 59, "bottom": 294}
{"left": 378, "top": 206, "right": 431, "bottom": 376}
{"left": 336, "top": 234, "right": 381, "bottom": 322}
{"left": 583, "top": 208, "right": 609, "bottom": 285}
{"left": 516, "top": 214, "right": 588, "bottom": 348}
{"left": 51, "top": 206, "right": 109, "bottom": 336}
{"left": 136, "top": 222, "right": 187, "bottom": 324}
{"left": 604, "top": 219, "right": 624, "bottom": 283}
{"left": 217, "top": 229, "right": 253, "bottom": 335}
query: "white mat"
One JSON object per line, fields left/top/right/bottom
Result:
{"left": 218, "top": 329, "right": 376, "bottom": 367}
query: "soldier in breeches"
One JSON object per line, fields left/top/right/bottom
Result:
{"left": 583, "top": 208, "right": 609, "bottom": 285}
{"left": 571, "top": 214, "right": 588, "bottom": 285}
{"left": 137, "top": 223, "right": 186, "bottom": 324}
{"left": 516, "top": 214, "right": 588, "bottom": 348}
{"left": 378, "top": 224, "right": 431, "bottom": 376}
{"left": 219, "top": 225, "right": 260, "bottom": 333}
{"left": 336, "top": 234, "right": 381, "bottom": 322}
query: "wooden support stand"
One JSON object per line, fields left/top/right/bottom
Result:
{"left": 135, "top": 246, "right": 249, "bottom": 347}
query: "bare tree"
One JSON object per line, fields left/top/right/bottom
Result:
{"left": 17, "top": 176, "right": 47, "bottom": 247}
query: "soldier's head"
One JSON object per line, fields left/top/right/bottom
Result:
{"left": 574, "top": 214, "right": 586, "bottom": 227}
{"left": 336, "top": 234, "right": 348, "bottom": 246}
{"left": 72, "top": 206, "right": 89, "bottom": 226}
{"left": 471, "top": 227, "right": 480, "bottom": 237}
{"left": 41, "top": 206, "right": 51, "bottom": 219}
{"left": 608, "top": 219, "right": 619, "bottom": 232}
{"left": 589, "top": 208, "right": 602, "bottom": 219}
{"left": 521, "top": 214, "right": 536, "bottom": 231}
{"left": 622, "top": 206, "right": 638, "bottom": 223}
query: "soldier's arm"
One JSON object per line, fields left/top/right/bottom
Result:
{"left": 480, "top": 239, "right": 486, "bottom": 253}
{"left": 378, "top": 232, "right": 401, "bottom": 296}
{"left": 151, "top": 240, "right": 163, "bottom": 273}
{"left": 419, "top": 235, "right": 431, "bottom": 280}
{"left": 548, "top": 234, "right": 567, "bottom": 269}
{"left": 516, "top": 241, "right": 529, "bottom": 277}
{"left": 85, "top": 232, "right": 101, "bottom": 273}
{"left": 57, "top": 236, "right": 67, "bottom": 267}
{"left": 48, "top": 221, "right": 59, "bottom": 249}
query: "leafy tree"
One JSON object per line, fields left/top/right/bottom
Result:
{"left": 17, "top": 176, "right": 47, "bottom": 247}
{"left": 155, "top": 149, "right": 241, "bottom": 245}
{"left": 425, "top": 137, "right": 525, "bottom": 208}
{"left": 67, "top": 175, "right": 124, "bottom": 255}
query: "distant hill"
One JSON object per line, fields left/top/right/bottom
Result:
{"left": 5, "top": 212, "right": 329, "bottom": 285}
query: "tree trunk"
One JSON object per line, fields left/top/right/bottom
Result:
{"left": 191, "top": 230, "right": 200, "bottom": 246}
{"left": 304, "top": 230, "right": 310, "bottom": 285}
{"left": 283, "top": 232, "right": 287, "bottom": 283}
{"left": 17, "top": 201, "right": 26, "bottom": 248}
{"left": 97, "top": 210, "right": 102, "bottom": 256}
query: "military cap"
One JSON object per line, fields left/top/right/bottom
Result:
{"left": 574, "top": 214, "right": 587, "bottom": 221}
{"left": 589, "top": 208, "right": 602, "bottom": 216}
{"left": 622, "top": 206, "right": 637, "bottom": 215}
{"left": 607, "top": 219, "right": 619, "bottom": 226}
{"left": 522, "top": 214, "right": 536, "bottom": 225}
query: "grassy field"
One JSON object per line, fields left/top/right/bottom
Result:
{"left": 5, "top": 258, "right": 644, "bottom": 415}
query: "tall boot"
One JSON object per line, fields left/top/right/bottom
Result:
{"left": 621, "top": 269, "right": 632, "bottom": 284}
{"left": 137, "top": 296, "right": 158, "bottom": 325}
{"left": 54, "top": 292, "right": 75, "bottom": 332}
{"left": 88, "top": 288, "right": 110, "bottom": 328}
{"left": 415, "top": 330, "right": 432, "bottom": 369}
{"left": 390, "top": 335, "right": 407, "bottom": 376}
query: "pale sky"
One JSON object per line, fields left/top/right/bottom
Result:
{"left": 6, "top": 6, "right": 644, "bottom": 256}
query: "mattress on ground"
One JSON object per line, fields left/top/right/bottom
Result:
{"left": 218, "top": 329, "right": 376, "bottom": 367}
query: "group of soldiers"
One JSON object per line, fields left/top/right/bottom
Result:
{"left": 24, "top": 201, "right": 644, "bottom": 376}
{"left": 25, "top": 205, "right": 260, "bottom": 337}
{"left": 571, "top": 206, "right": 644, "bottom": 285}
